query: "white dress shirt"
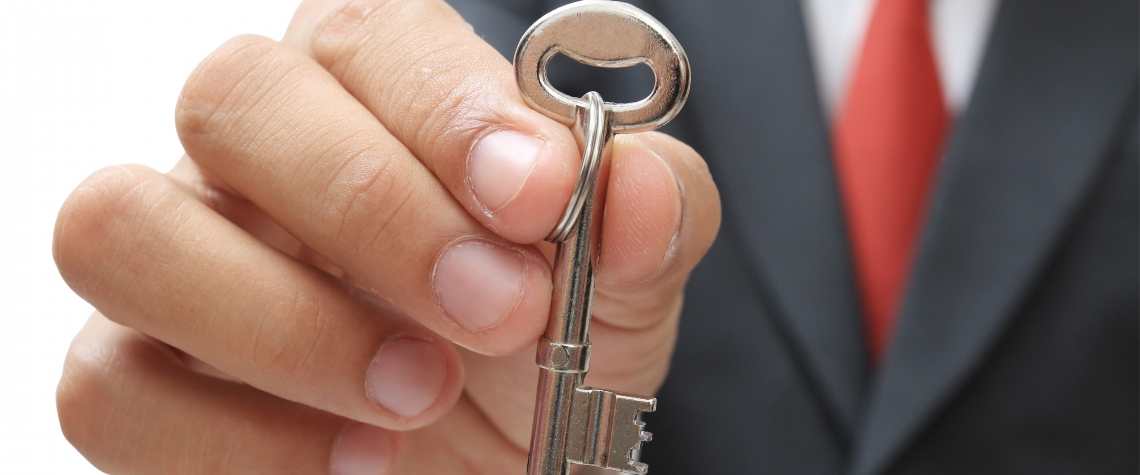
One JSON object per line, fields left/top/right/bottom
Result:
{"left": 801, "top": 0, "right": 1001, "bottom": 119}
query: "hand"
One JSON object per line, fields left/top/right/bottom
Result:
{"left": 53, "top": 0, "right": 720, "bottom": 473}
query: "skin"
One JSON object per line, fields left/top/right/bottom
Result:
{"left": 52, "top": 0, "right": 721, "bottom": 473}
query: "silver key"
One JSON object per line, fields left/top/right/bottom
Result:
{"left": 513, "top": 2, "right": 690, "bottom": 474}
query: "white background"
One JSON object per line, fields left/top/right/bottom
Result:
{"left": 1, "top": 1, "right": 298, "bottom": 472}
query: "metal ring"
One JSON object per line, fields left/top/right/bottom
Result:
{"left": 546, "top": 91, "right": 607, "bottom": 242}
{"left": 513, "top": 1, "right": 691, "bottom": 133}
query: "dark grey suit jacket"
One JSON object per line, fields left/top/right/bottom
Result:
{"left": 448, "top": 0, "right": 1139, "bottom": 473}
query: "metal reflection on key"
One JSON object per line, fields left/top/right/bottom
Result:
{"left": 513, "top": 2, "right": 690, "bottom": 474}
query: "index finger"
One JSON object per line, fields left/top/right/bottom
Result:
{"left": 285, "top": 0, "right": 581, "bottom": 245}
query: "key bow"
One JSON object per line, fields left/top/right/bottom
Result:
{"left": 514, "top": 0, "right": 690, "bottom": 133}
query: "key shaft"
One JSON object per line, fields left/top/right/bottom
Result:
{"left": 528, "top": 92, "right": 613, "bottom": 475}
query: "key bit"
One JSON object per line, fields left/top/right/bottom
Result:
{"left": 514, "top": 2, "right": 690, "bottom": 475}
{"left": 565, "top": 388, "right": 657, "bottom": 474}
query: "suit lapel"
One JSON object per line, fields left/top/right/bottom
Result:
{"left": 852, "top": 1, "right": 1140, "bottom": 473}
{"left": 659, "top": 0, "right": 867, "bottom": 438}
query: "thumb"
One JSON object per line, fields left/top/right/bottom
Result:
{"left": 583, "top": 131, "right": 722, "bottom": 395}
{"left": 459, "top": 133, "right": 720, "bottom": 450}
{"left": 594, "top": 132, "right": 722, "bottom": 328}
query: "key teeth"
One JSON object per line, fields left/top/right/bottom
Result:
{"left": 566, "top": 388, "right": 657, "bottom": 474}
{"left": 617, "top": 395, "right": 655, "bottom": 474}
{"left": 631, "top": 421, "right": 651, "bottom": 447}
{"left": 625, "top": 426, "right": 652, "bottom": 474}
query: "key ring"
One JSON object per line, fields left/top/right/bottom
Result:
{"left": 545, "top": 90, "right": 610, "bottom": 243}
{"left": 513, "top": 0, "right": 691, "bottom": 242}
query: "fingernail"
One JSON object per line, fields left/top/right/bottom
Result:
{"left": 330, "top": 423, "right": 396, "bottom": 475}
{"left": 366, "top": 338, "right": 447, "bottom": 418}
{"left": 469, "top": 130, "right": 543, "bottom": 213}
{"left": 433, "top": 239, "right": 527, "bottom": 332}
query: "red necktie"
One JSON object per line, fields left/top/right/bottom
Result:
{"left": 832, "top": 0, "right": 950, "bottom": 363}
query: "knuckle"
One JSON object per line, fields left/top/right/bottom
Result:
{"left": 56, "top": 335, "right": 142, "bottom": 471}
{"left": 175, "top": 34, "right": 283, "bottom": 148}
{"left": 56, "top": 346, "right": 111, "bottom": 461}
{"left": 312, "top": 0, "right": 502, "bottom": 147}
{"left": 376, "top": 16, "right": 509, "bottom": 147}
{"left": 403, "top": 71, "right": 495, "bottom": 157}
{"left": 310, "top": 0, "right": 408, "bottom": 71}
{"left": 244, "top": 290, "right": 332, "bottom": 378}
{"left": 54, "top": 165, "right": 164, "bottom": 297}
{"left": 316, "top": 146, "right": 427, "bottom": 259}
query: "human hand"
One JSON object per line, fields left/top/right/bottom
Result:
{"left": 53, "top": 1, "right": 720, "bottom": 473}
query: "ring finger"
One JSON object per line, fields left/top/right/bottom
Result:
{"left": 54, "top": 165, "right": 462, "bottom": 429}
